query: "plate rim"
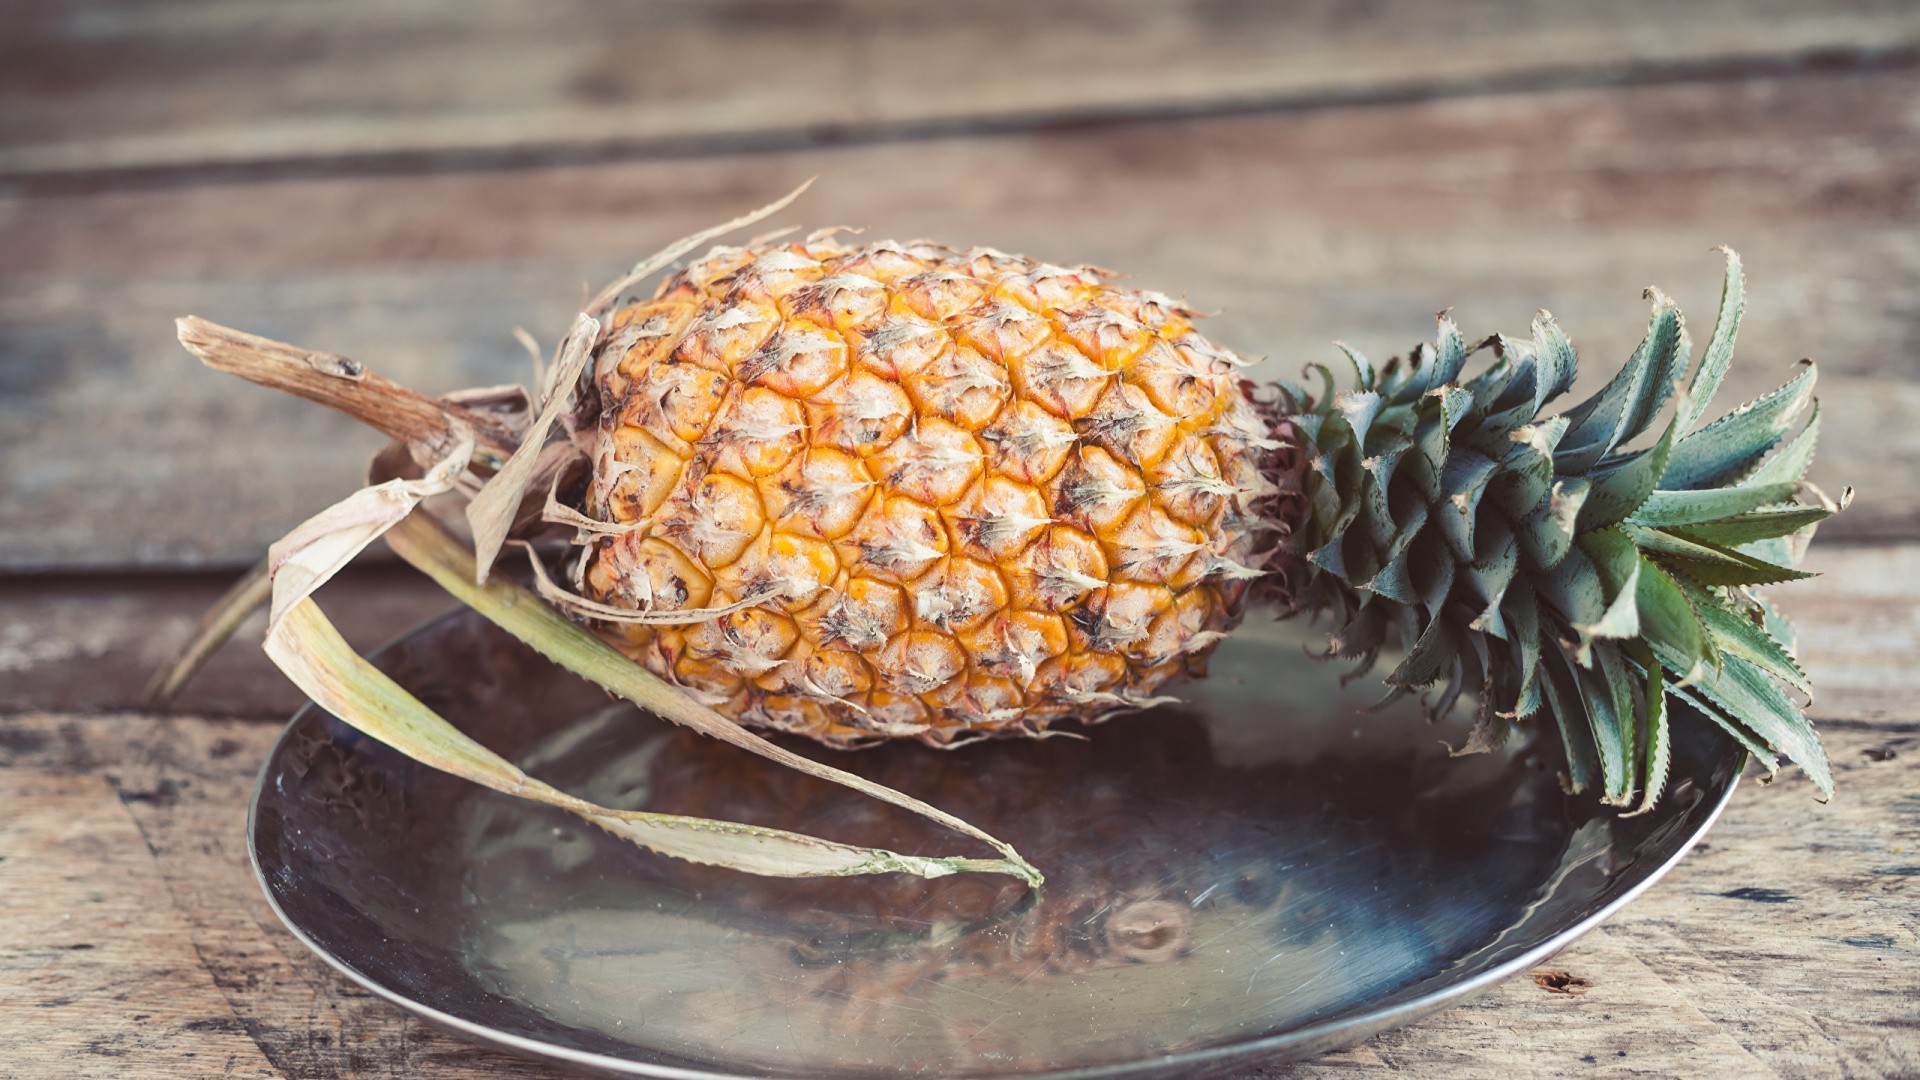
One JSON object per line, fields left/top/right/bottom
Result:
{"left": 247, "top": 609, "right": 1741, "bottom": 1080}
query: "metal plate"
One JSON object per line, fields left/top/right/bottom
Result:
{"left": 250, "top": 610, "right": 1739, "bottom": 1079}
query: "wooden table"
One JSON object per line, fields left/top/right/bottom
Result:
{"left": 3, "top": 3, "right": 1917, "bottom": 1076}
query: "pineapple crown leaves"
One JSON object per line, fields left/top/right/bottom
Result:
{"left": 1281, "top": 249, "right": 1845, "bottom": 810}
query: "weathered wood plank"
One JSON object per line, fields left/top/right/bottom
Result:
{"left": 0, "top": 768, "right": 278, "bottom": 1078}
{"left": 3, "top": 544, "right": 1915, "bottom": 727}
{"left": 5, "top": 0, "right": 1917, "bottom": 179}
{"left": 0, "top": 565, "right": 455, "bottom": 719}
{"left": 3, "top": 68, "right": 1916, "bottom": 571}
{"left": 1, "top": 712, "right": 1912, "bottom": 1077}
{"left": 0, "top": 714, "right": 572, "bottom": 1076}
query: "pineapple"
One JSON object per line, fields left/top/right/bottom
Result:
{"left": 172, "top": 210, "right": 1840, "bottom": 817}
{"left": 561, "top": 235, "right": 1836, "bottom": 808}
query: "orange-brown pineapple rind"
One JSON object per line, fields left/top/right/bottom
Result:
{"left": 578, "top": 235, "right": 1284, "bottom": 747}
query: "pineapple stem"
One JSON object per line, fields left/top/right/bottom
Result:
{"left": 175, "top": 316, "right": 519, "bottom": 469}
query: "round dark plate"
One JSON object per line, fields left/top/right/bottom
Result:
{"left": 249, "top": 610, "right": 1739, "bottom": 1079}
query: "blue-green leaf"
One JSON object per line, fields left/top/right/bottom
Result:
{"left": 1361, "top": 450, "right": 1404, "bottom": 548}
{"left": 1673, "top": 248, "right": 1744, "bottom": 434}
{"left": 1575, "top": 528, "right": 1642, "bottom": 641}
{"left": 1625, "top": 523, "right": 1816, "bottom": 586}
{"left": 1390, "top": 611, "right": 1458, "bottom": 688}
{"left": 1488, "top": 418, "right": 1566, "bottom": 519}
{"left": 1408, "top": 413, "right": 1448, "bottom": 501}
{"left": 1436, "top": 449, "right": 1499, "bottom": 561}
{"left": 1415, "top": 545, "right": 1456, "bottom": 621}
{"left": 1502, "top": 580, "right": 1546, "bottom": 718}
{"left": 1629, "top": 482, "right": 1798, "bottom": 527}
{"left": 1517, "top": 477, "right": 1589, "bottom": 568}
{"left": 1303, "top": 362, "right": 1339, "bottom": 411}
{"left": 1466, "top": 519, "right": 1520, "bottom": 639}
{"left": 1363, "top": 504, "right": 1427, "bottom": 605}
{"left": 1557, "top": 295, "right": 1684, "bottom": 471}
{"left": 1541, "top": 645, "right": 1601, "bottom": 794}
{"left": 1743, "top": 402, "right": 1821, "bottom": 488}
{"left": 1578, "top": 643, "right": 1638, "bottom": 805}
{"left": 1466, "top": 343, "right": 1519, "bottom": 412}
{"left": 1669, "top": 681, "right": 1780, "bottom": 774}
{"left": 1429, "top": 314, "right": 1469, "bottom": 390}
{"left": 1434, "top": 383, "right": 1475, "bottom": 433}
{"left": 1755, "top": 593, "right": 1800, "bottom": 654}
{"left": 1530, "top": 312, "right": 1580, "bottom": 411}
{"left": 1576, "top": 420, "right": 1676, "bottom": 532}
{"left": 1308, "top": 536, "right": 1352, "bottom": 581}
{"left": 1685, "top": 656, "right": 1833, "bottom": 797}
{"left": 1464, "top": 397, "right": 1543, "bottom": 456}
{"left": 1673, "top": 504, "right": 1831, "bottom": 546}
{"left": 1334, "top": 342, "right": 1376, "bottom": 392}
{"left": 1335, "top": 390, "right": 1385, "bottom": 456}
{"left": 1625, "top": 645, "right": 1672, "bottom": 815}
{"left": 1664, "top": 361, "right": 1816, "bottom": 489}
{"left": 1617, "top": 292, "right": 1690, "bottom": 444}
{"left": 1539, "top": 543, "right": 1606, "bottom": 633}
{"left": 1634, "top": 556, "right": 1712, "bottom": 683}
{"left": 1668, "top": 575, "right": 1813, "bottom": 698}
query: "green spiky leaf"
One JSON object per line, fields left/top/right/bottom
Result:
{"left": 1686, "top": 656, "right": 1833, "bottom": 797}
{"left": 1577, "top": 420, "right": 1676, "bottom": 532}
{"left": 1744, "top": 402, "right": 1821, "bottom": 487}
{"left": 1575, "top": 528, "right": 1643, "bottom": 641}
{"left": 1577, "top": 644, "right": 1639, "bottom": 805}
{"left": 1541, "top": 646, "right": 1601, "bottom": 794}
{"left": 1672, "top": 504, "right": 1832, "bottom": 546}
{"left": 1673, "top": 248, "right": 1744, "bottom": 434}
{"left": 1625, "top": 523, "right": 1816, "bottom": 587}
{"left": 1664, "top": 361, "right": 1816, "bottom": 489}
{"left": 1559, "top": 293, "right": 1687, "bottom": 470}
{"left": 1627, "top": 644, "right": 1673, "bottom": 814}
{"left": 1633, "top": 556, "right": 1713, "bottom": 683}
{"left": 1669, "top": 575, "right": 1814, "bottom": 699}
{"left": 1629, "top": 482, "right": 1798, "bottom": 528}
{"left": 1517, "top": 477, "right": 1589, "bottom": 569}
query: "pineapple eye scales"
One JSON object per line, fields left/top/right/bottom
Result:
{"left": 160, "top": 186, "right": 1843, "bottom": 884}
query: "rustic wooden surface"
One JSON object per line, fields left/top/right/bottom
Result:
{"left": 4, "top": 1, "right": 1919, "bottom": 1076}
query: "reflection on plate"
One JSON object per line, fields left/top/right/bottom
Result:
{"left": 251, "top": 611, "right": 1738, "bottom": 1079}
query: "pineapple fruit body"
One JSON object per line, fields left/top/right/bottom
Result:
{"left": 578, "top": 235, "right": 1296, "bottom": 747}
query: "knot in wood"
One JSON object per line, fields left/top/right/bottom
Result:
{"left": 305, "top": 351, "right": 365, "bottom": 380}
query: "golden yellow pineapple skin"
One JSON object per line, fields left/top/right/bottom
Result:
{"left": 579, "top": 234, "right": 1278, "bottom": 747}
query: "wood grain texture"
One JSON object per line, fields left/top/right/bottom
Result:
{"left": 0, "top": 715, "right": 555, "bottom": 1079}
{"left": 5, "top": 0, "right": 1917, "bottom": 179}
{"left": 4, "top": 67, "right": 1918, "bottom": 571}
{"left": 0, "top": 769, "right": 277, "bottom": 1078}
{"left": 0, "top": 565, "right": 456, "bottom": 719}
{"left": 0, "top": 711, "right": 1912, "bottom": 1078}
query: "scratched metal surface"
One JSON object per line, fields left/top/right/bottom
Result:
{"left": 249, "top": 611, "right": 1738, "bottom": 1079}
